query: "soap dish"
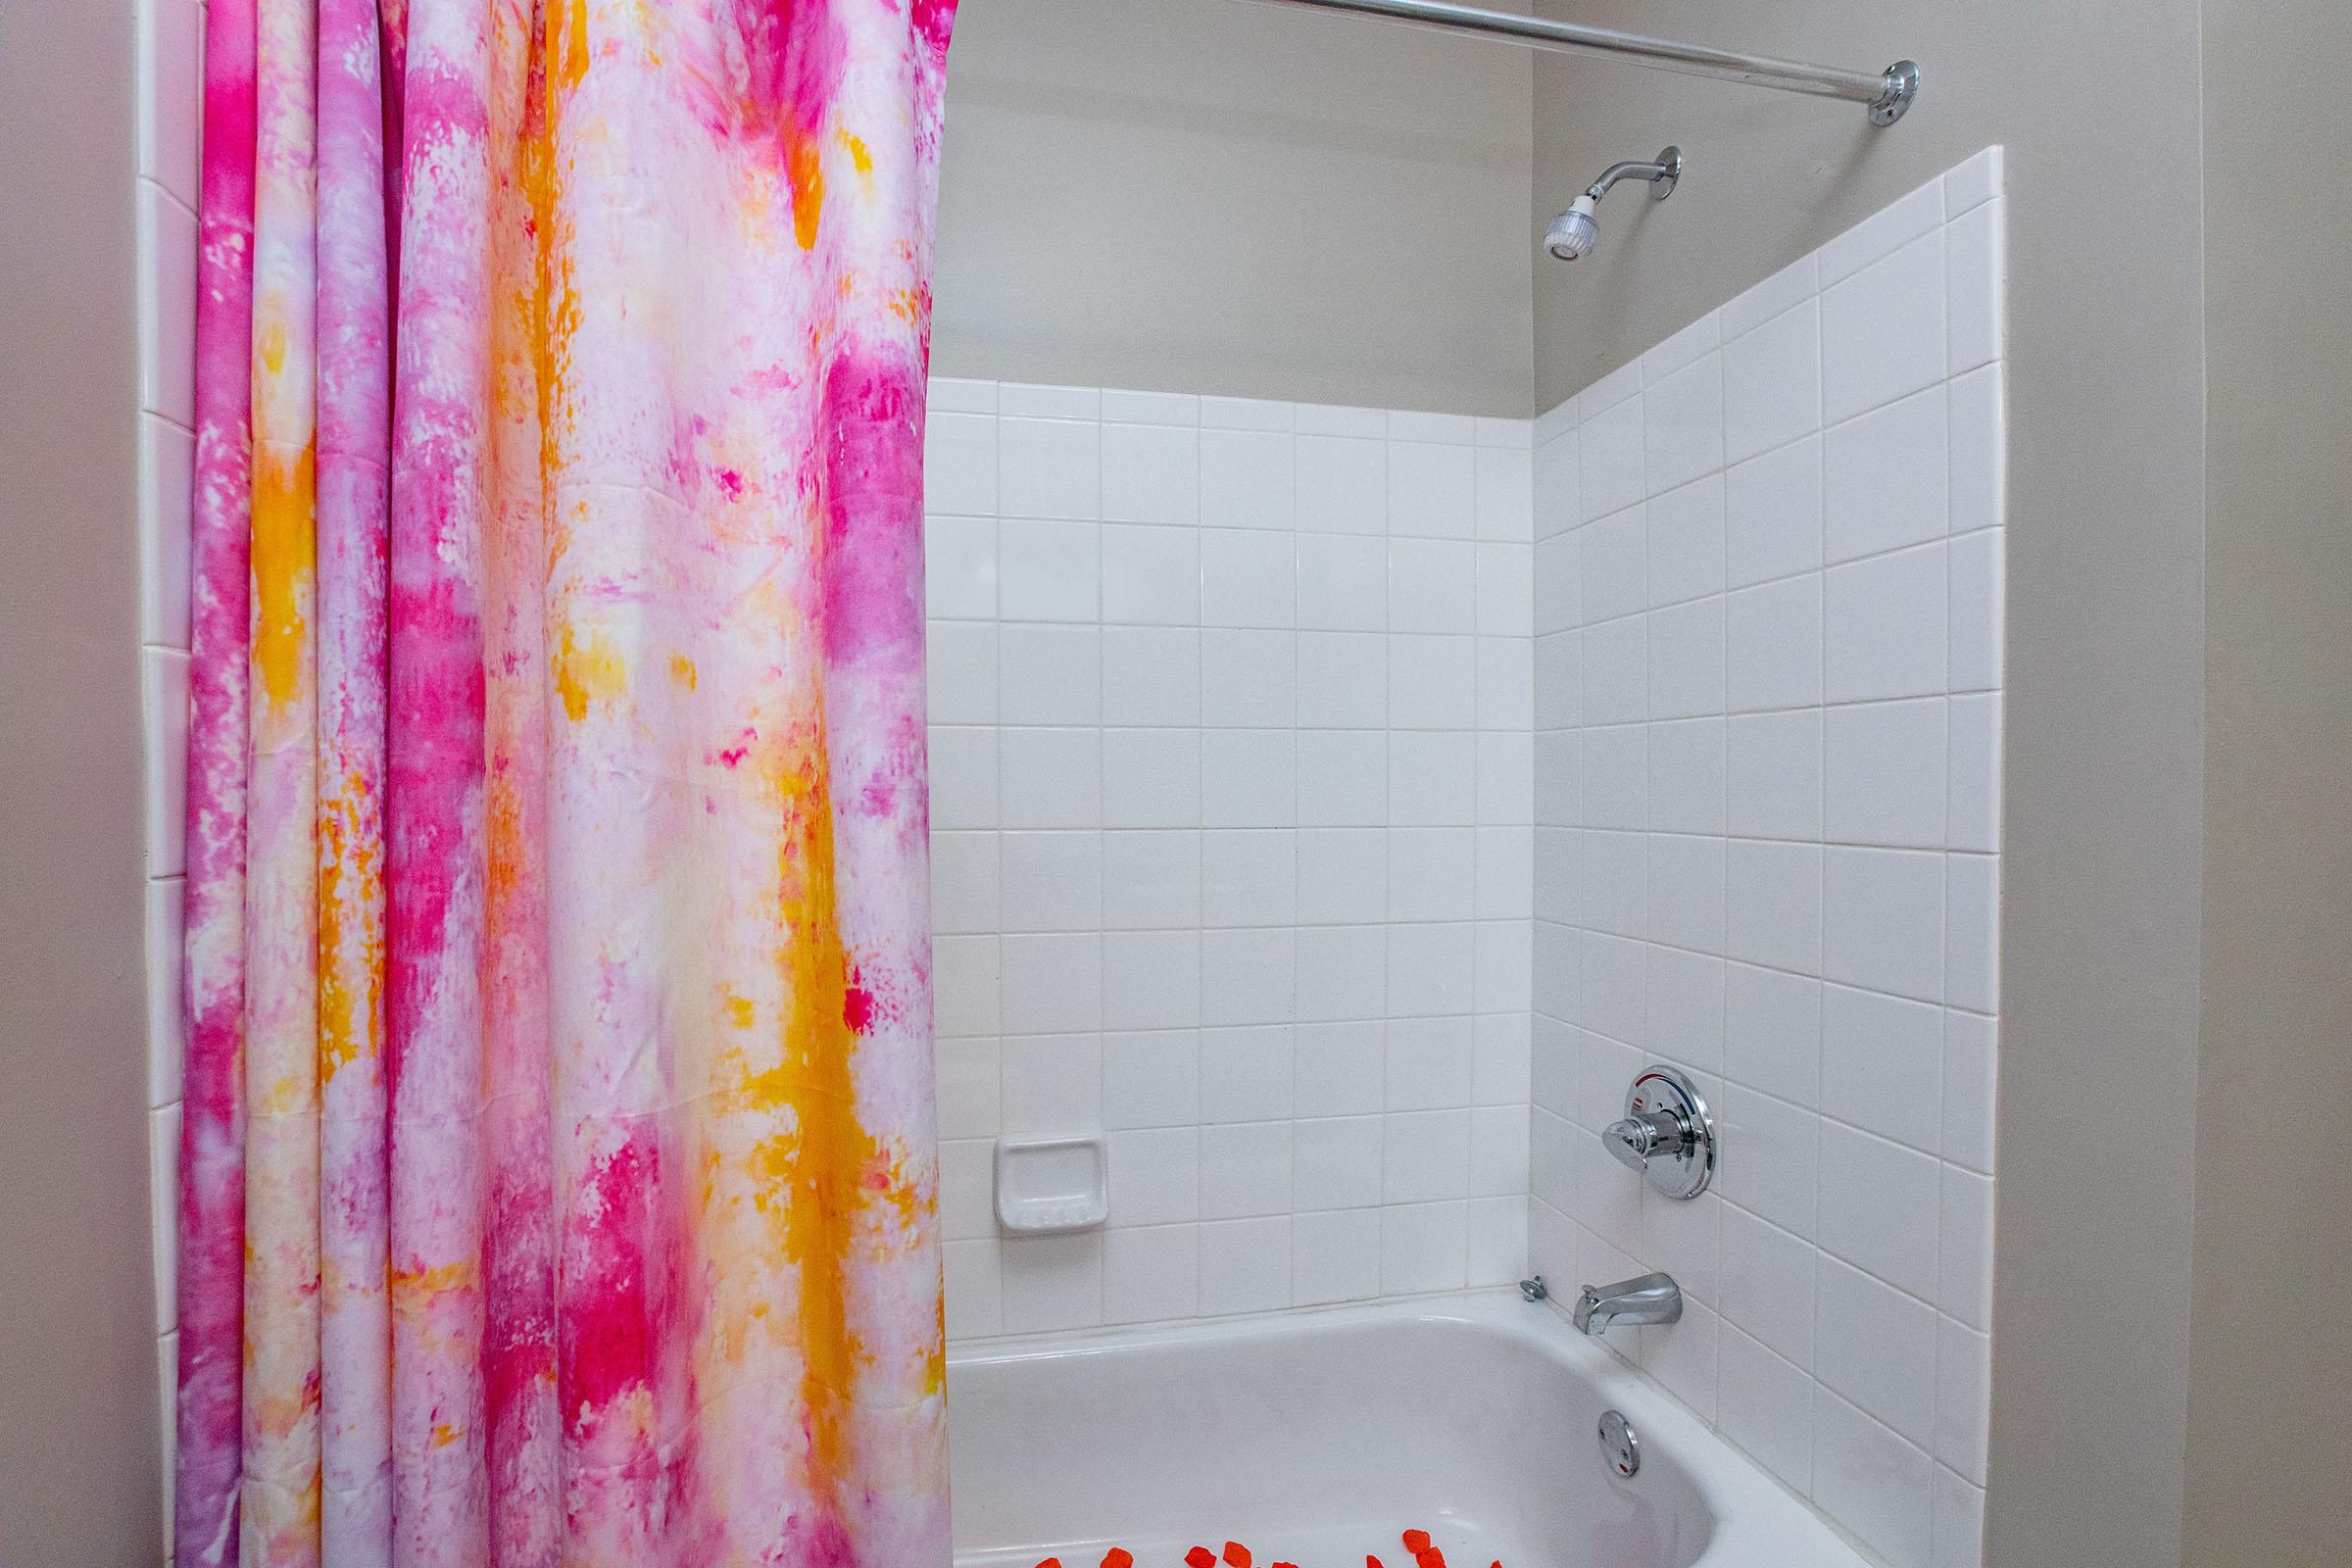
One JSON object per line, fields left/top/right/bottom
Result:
{"left": 993, "top": 1136, "right": 1109, "bottom": 1235}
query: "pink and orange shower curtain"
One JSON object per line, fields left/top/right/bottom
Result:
{"left": 176, "top": 3, "right": 957, "bottom": 1563}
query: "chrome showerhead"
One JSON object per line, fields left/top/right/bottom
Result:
{"left": 1545, "top": 197, "right": 1600, "bottom": 262}
{"left": 1544, "top": 146, "right": 1682, "bottom": 262}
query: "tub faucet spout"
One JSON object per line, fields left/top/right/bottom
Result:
{"left": 1571, "top": 1272, "right": 1682, "bottom": 1336}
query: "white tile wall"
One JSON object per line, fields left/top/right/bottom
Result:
{"left": 929, "top": 381, "right": 1536, "bottom": 1340}
{"left": 1527, "top": 150, "right": 2004, "bottom": 1568}
{"left": 138, "top": 0, "right": 202, "bottom": 1557}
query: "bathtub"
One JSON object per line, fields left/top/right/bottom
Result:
{"left": 947, "top": 1290, "right": 1868, "bottom": 1568}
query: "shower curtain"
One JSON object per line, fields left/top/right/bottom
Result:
{"left": 175, "top": 2, "right": 958, "bottom": 1563}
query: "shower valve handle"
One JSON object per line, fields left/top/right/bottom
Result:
{"left": 1603, "top": 1108, "right": 1693, "bottom": 1171}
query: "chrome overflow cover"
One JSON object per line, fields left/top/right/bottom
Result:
{"left": 1598, "top": 1409, "right": 1640, "bottom": 1478}
{"left": 1602, "top": 1064, "right": 1716, "bottom": 1200}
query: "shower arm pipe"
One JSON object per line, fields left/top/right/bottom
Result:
{"left": 1234, "top": 0, "right": 1920, "bottom": 125}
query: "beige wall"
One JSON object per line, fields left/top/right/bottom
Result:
{"left": 2185, "top": 4, "right": 2352, "bottom": 1561}
{"left": 931, "top": 0, "right": 1535, "bottom": 416}
{"left": 1529, "top": 4, "right": 2207, "bottom": 1564}
{"left": 0, "top": 4, "right": 166, "bottom": 1563}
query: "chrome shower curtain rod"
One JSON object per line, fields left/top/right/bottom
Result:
{"left": 1236, "top": 0, "right": 1920, "bottom": 125}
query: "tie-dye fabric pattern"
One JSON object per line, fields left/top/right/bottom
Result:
{"left": 176, "top": 4, "right": 958, "bottom": 1563}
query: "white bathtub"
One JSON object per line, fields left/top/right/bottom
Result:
{"left": 948, "top": 1291, "right": 1869, "bottom": 1568}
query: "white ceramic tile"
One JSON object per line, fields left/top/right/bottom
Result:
{"left": 1387, "top": 731, "right": 1477, "bottom": 826}
{"left": 1298, "top": 631, "right": 1388, "bottom": 728}
{"left": 1822, "top": 231, "right": 1947, "bottom": 426}
{"left": 1200, "top": 428, "right": 1297, "bottom": 530}
{"left": 1386, "top": 922, "right": 1476, "bottom": 1018}
{"left": 1824, "top": 385, "right": 1949, "bottom": 564}
{"left": 138, "top": 181, "right": 197, "bottom": 425}
{"left": 1943, "top": 854, "right": 2000, "bottom": 1015}
{"left": 1941, "top": 1011, "right": 1997, "bottom": 1175}
{"left": 1000, "top": 382, "right": 1101, "bottom": 419}
{"left": 142, "top": 648, "right": 189, "bottom": 877}
{"left": 1387, "top": 441, "right": 1477, "bottom": 539}
{"left": 1718, "top": 1325, "right": 1814, "bottom": 1494}
{"left": 1643, "top": 352, "right": 1725, "bottom": 497}
{"left": 1820, "top": 984, "right": 1944, "bottom": 1153}
{"left": 1533, "top": 430, "right": 1581, "bottom": 538}
{"left": 149, "top": 1102, "right": 180, "bottom": 1332}
{"left": 1948, "top": 365, "right": 2005, "bottom": 538}
{"left": 1580, "top": 830, "right": 1645, "bottom": 940}
{"left": 1201, "top": 396, "right": 1296, "bottom": 432}
{"left": 1943, "top": 147, "right": 2003, "bottom": 216}
{"left": 140, "top": 414, "right": 194, "bottom": 649}
{"left": 939, "top": 1139, "right": 998, "bottom": 1238}
{"left": 1723, "top": 300, "right": 1820, "bottom": 467}
{"left": 1825, "top": 543, "right": 1947, "bottom": 704}
{"left": 1200, "top": 926, "right": 1295, "bottom": 1026}
{"left": 1292, "top": 1206, "right": 1383, "bottom": 1303}
{"left": 1382, "top": 1109, "right": 1471, "bottom": 1203}
{"left": 137, "top": 0, "right": 202, "bottom": 206}
{"left": 1474, "top": 543, "right": 1534, "bottom": 636}
{"left": 1722, "top": 252, "right": 1818, "bottom": 341}
{"left": 999, "top": 416, "right": 1100, "bottom": 521}
{"left": 998, "top": 517, "right": 1100, "bottom": 621}
{"left": 1727, "top": 710, "right": 1823, "bottom": 842}
{"left": 1642, "top": 311, "right": 1722, "bottom": 384}
{"left": 1475, "top": 446, "right": 1536, "bottom": 542}
{"left": 1933, "top": 1322, "right": 1991, "bottom": 1498}
{"left": 999, "top": 830, "right": 1102, "bottom": 933}
{"left": 1581, "top": 617, "right": 1648, "bottom": 728}
{"left": 1818, "top": 1124, "right": 1941, "bottom": 1305}
{"left": 1102, "top": 423, "right": 1199, "bottom": 527}
{"left": 1646, "top": 474, "right": 1726, "bottom": 609}
{"left": 1644, "top": 717, "right": 1725, "bottom": 836}
{"left": 1001, "top": 1032, "right": 1102, "bottom": 1136}
{"left": 926, "top": 413, "right": 998, "bottom": 515}
{"left": 1295, "top": 436, "right": 1386, "bottom": 534}
{"left": 1934, "top": 1467, "right": 1987, "bottom": 1568}
{"left": 1102, "top": 930, "right": 1202, "bottom": 1031}
{"left": 1725, "top": 575, "right": 1823, "bottom": 713}
{"left": 1201, "top": 730, "right": 1296, "bottom": 828}
{"left": 1200, "top": 1123, "right": 1292, "bottom": 1219}
{"left": 1387, "top": 635, "right": 1477, "bottom": 731}
{"left": 1103, "top": 1029, "right": 1201, "bottom": 1131}
{"left": 1944, "top": 198, "right": 2004, "bottom": 375}
{"left": 1475, "top": 729, "right": 1534, "bottom": 827}
{"left": 1947, "top": 527, "right": 2003, "bottom": 694}
{"left": 1102, "top": 388, "right": 1194, "bottom": 425}
{"left": 998, "top": 624, "right": 1099, "bottom": 726}
{"left": 1640, "top": 1298, "right": 1720, "bottom": 1421}
{"left": 1815, "top": 1251, "right": 1938, "bottom": 1446}
{"left": 1201, "top": 528, "right": 1298, "bottom": 629}
{"left": 1389, "top": 538, "right": 1479, "bottom": 635}
{"left": 1578, "top": 357, "right": 1643, "bottom": 420}
{"left": 1579, "top": 395, "right": 1645, "bottom": 522}
{"left": 1199, "top": 1025, "right": 1294, "bottom": 1122}
{"left": 944, "top": 1239, "right": 1002, "bottom": 1337}
{"left": 1379, "top": 1200, "right": 1470, "bottom": 1294}
{"left": 1102, "top": 625, "right": 1200, "bottom": 726}
{"left": 1102, "top": 728, "right": 1200, "bottom": 830}
{"left": 1101, "top": 524, "right": 1200, "bottom": 625}
{"left": 926, "top": 514, "right": 997, "bottom": 619}
{"left": 933, "top": 1035, "right": 1000, "bottom": 1140}
{"left": 1002, "top": 1234, "right": 1104, "bottom": 1334}
{"left": 1000, "top": 935, "right": 1102, "bottom": 1036}
{"left": 1294, "top": 1019, "right": 1385, "bottom": 1119}
{"left": 1296, "top": 827, "right": 1386, "bottom": 925}
{"left": 928, "top": 376, "right": 997, "bottom": 414}
{"left": 1719, "top": 1202, "right": 1816, "bottom": 1369}
{"left": 930, "top": 935, "right": 1000, "bottom": 1039}
{"left": 1812, "top": 1388, "right": 1936, "bottom": 1568}
{"left": 1946, "top": 694, "right": 2000, "bottom": 854}
{"left": 1823, "top": 847, "right": 1945, "bottom": 1004}
{"left": 927, "top": 621, "right": 999, "bottom": 727}
{"left": 1938, "top": 1165, "right": 1994, "bottom": 1332}
{"left": 1291, "top": 733, "right": 1391, "bottom": 836}
{"left": 1297, "top": 404, "right": 1387, "bottom": 439}
{"left": 1386, "top": 827, "right": 1476, "bottom": 923}
{"left": 1200, "top": 1217, "right": 1294, "bottom": 1315}
{"left": 1109, "top": 1126, "right": 1200, "bottom": 1225}
{"left": 1644, "top": 944, "right": 1725, "bottom": 1073}
{"left": 1384, "top": 1014, "right": 1474, "bottom": 1111}
{"left": 1201, "top": 629, "right": 1297, "bottom": 729}
{"left": 1825, "top": 698, "right": 1947, "bottom": 849}
{"left": 1298, "top": 533, "right": 1386, "bottom": 631}
{"left": 1000, "top": 726, "right": 1100, "bottom": 829}
{"left": 1726, "top": 840, "right": 1823, "bottom": 977}
{"left": 1648, "top": 834, "right": 1727, "bottom": 955}
{"left": 1819, "top": 175, "right": 1942, "bottom": 286}
{"left": 1715, "top": 1086, "right": 1817, "bottom": 1239}
{"left": 1725, "top": 434, "right": 1823, "bottom": 590}
{"left": 145, "top": 876, "right": 185, "bottom": 1106}
{"left": 1104, "top": 1224, "right": 1200, "bottom": 1324}
{"left": 1722, "top": 962, "right": 1820, "bottom": 1106}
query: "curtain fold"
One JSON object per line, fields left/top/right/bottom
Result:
{"left": 177, "top": 4, "right": 959, "bottom": 1563}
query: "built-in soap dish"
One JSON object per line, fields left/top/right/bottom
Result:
{"left": 993, "top": 1136, "right": 1109, "bottom": 1235}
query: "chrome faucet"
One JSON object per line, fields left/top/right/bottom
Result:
{"left": 1570, "top": 1272, "right": 1683, "bottom": 1336}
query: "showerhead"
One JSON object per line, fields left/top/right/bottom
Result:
{"left": 1545, "top": 197, "right": 1599, "bottom": 262}
{"left": 1544, "top": 146, "right": 1682, "bottom": 263}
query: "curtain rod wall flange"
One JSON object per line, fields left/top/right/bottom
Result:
{"left": 1235, "top": 0, "right": 1921, "bottom": 125}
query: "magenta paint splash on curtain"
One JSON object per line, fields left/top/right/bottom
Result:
{"left": 175, "top": 3, "right": 960, "bottom": 1563}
